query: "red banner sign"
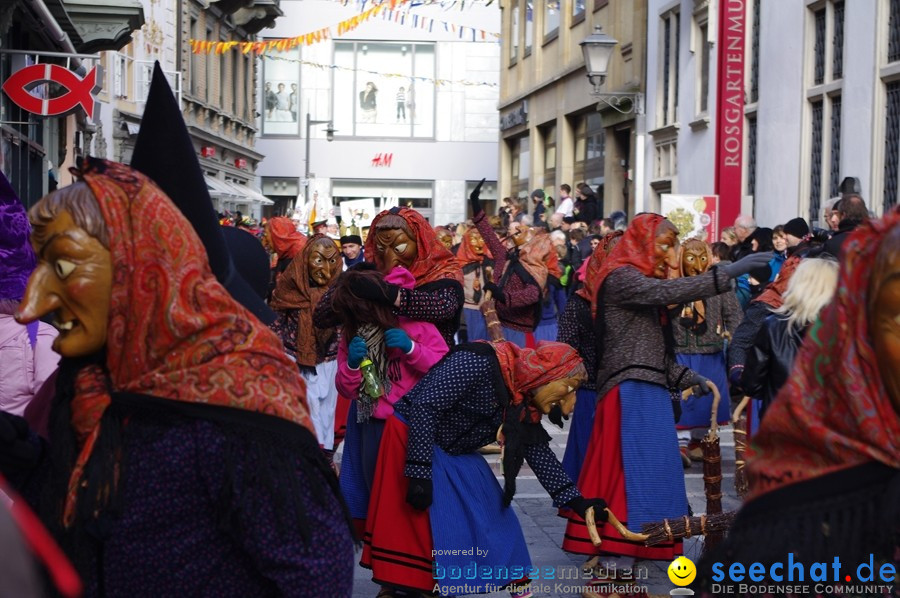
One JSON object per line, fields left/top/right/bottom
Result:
{"left": 2, "top": 64, "right": 100, "bottom": 119}
{"left": 714, "top": 0, "right": 747, "bottom": 231}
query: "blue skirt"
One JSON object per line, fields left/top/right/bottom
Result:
{"left": 430, "top": 445, "right": 531, "bottom": 594}
{"left": 502, "top": 327, "right": 527, "bottom": 347}
{"left": 464, "top": 307, "right": 489, "bottom": 342}
{"left": 533, "top": 317, "right": 558, "bottom": 343}
{"left": 618, "top": 380, "right": 689, "bottom": 528}
{"left": 561, "top": 388, "right": 596, "bottom": 482}
{"left": 339, "top": 402, "right": 386, "bottom": 520}
{"left": 674, "top": 352, "right": 732, "bottom": 429}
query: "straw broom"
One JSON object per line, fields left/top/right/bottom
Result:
{"left": 732, "top": 396, "right": 751, "bottom": 498}
{"left": 640, "top": 511, "right": 736, "bottom": 546}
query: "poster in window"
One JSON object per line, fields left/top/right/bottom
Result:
{"left": 333, "top": 41, "right": 435, "bottom": 139}
{"left": 261, "top": 50, "right": 300, "bottom": 136}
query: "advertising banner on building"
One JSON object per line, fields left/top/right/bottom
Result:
{"left": 661, "top": 194, "right": 720, "bottom": 243}
{"left": 714, "top": 0, "right": 747, "bottom": 232}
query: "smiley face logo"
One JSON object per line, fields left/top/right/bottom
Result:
{"left": 667, "top": 556, "right": 696, "bottom": 586}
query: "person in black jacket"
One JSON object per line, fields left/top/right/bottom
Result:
{"left": 573, "top": 183, "right": 600, "bottom": 225}
{"left": 824, "top": 193, "right": 869, "bottom": 256}
{"left": 742, "top": 256, "right": 839, "bottom": 420}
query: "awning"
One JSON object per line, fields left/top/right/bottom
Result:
{"left": 224, "top": 181, "right": 275, "bottom": 206}
{"left": 205, "top": 175, "right": 241, "bottom": 199}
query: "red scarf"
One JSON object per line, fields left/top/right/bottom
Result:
{"left": 267, "top": 216, "right": 307, "bottom": 260}
{"left": 64, "top": 159, "right": 313, "bottom": 527}
{"left": 752, "top": 253, "right": 802, "bottom": 310}
{"left": 577, "top": 230, "right": 624, "bottom": 317}
{"left": 747, "top": 209, "right": 900, "bottom": 499}
{"left": 365, "top": 208, "right": 463, "bottom": 287}
{"left": 489, "top": 340, "right": 582, "bottom": 424}
{"left": 589, "top": 214, "right": 666, "bottom": 316}
{"left": 456, "top": 228, "right": 492, "bottom": 266}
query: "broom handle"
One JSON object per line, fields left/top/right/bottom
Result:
{"left": 681, "top": 380, "right": 721, "bottom": 438}
{"left": 479, "top": 290, "right": 506, "bottom": 342}
{"left": 732, "top": 395, "right": 750, "bottom": 422}
{"left": 584, "top": 507, "right": 649, "bottom": 546}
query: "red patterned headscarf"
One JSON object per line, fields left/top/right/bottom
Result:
{"left": 267, "top": 216, "right": 307, "bottom": 260}
{"left": 60, "top": 159, "right": 313, "bottom": 526}
{"left": 577, "top": 230, "right": 624, "bottom": 318}
{"left": 489, "top": 340, "right": 583, "bottom": 424}
{"left": 747, "top": 209, "right": 900, "bottom": 499}
{"left": 591, "top": 213, "right": 667, "bottom": 302}
{"left": 365, "top": 207, "right": 463, "bottom": 287}
{"left": 753, "top": 253, "right": 802, "bottom": 310}
{"left": 456, "top": 227, "right": 492, "bottom": 266}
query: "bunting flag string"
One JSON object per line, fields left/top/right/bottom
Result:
{"left": 262, "top": 54, "right": 498, "bottom": 88}
{"left": 189, "top": 0, "right": 498, "bottom": 55}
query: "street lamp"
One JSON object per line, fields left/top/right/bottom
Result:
{"left": 305, "top": 112, "right": 336, "bottom": 188}
{"left": 580, "top": 25, "right": 644, "bottom": 115}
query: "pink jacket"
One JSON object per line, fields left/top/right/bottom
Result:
{"left": 0, "top": 314, "right": 59, "bottom": 417}
{"left": 336, "top": 267, "right": 448, "bottom": 419}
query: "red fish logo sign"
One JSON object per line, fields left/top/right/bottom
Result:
{"left": 2, "top": 64, "right": 101, "bottom": 119}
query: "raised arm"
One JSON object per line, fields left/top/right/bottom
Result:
{"left": 603, "top": 266, "right": 731, "bottom": 308}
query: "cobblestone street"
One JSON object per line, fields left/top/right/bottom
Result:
{"left": 349, "top": 418, "right": 742, "bottom": 598}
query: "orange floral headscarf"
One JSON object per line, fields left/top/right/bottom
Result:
{"left": 747, "top": 209, "right": 900, "bottom": 499}
{"left": 61, "top": 159, "right": 313, "bottom": 527}
{"left": 365, "top": 207, "right": 463, "bottom": 287}
{"left": 592, "top": 213, "right": 667, "bottom": 300}
{"left": 266, "top": 216, "right": 307, "bottom": 260}
{"left": 457, "top": 227, "right": 492, "bottom": 266}
{"left": 577, "top": 230, "right": 624, "bottom": 318}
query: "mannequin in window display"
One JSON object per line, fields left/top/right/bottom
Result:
{"left": 359, "top": 82, "right": 378, "bottom": 123}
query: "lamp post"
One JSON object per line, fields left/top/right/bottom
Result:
{"left": 305, "top": 112, "right": 335, "bottom": 190}
{"left": 581, "top": 25, "right": 646, "bottom": 213}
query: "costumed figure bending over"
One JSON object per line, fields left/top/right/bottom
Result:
{"left": 361, "top": 339, "right": 608, "bottom": 597}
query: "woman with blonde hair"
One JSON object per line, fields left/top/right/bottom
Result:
{"left": 741, "top": 256, "right": 839, "bottom": 420}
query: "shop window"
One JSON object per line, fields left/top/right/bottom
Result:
{"left": 261, "top": 47, "right": 301, "bottom": 136}
{"left": 332, "top": 179, "right": 435, "bottom": 224}
{"left": 333, "top": 41, "right": 435, "bottom": 139}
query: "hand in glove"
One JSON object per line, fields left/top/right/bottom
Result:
{"left": 722, "top": 252, "right": 775, "bottom": 278}
{"left": 385, "top": 328, "right": 413, "bottom": 353}
{"left": 349, "top": 275, "right": 400, "bottom": 306}
{"left": 347, "top": 336, "right": 368, "bottom": 369}
{"left": 469, "top": 178, "right": 486, "bottom": 218}
{"left": 0, "top": 412, "right": 40, "bottom": 476}
{"left": 685, "top": 371, "right": 713, "bottom": 397}
{"left": 565, "top": 496, "right": 609, "bottom": 521}
{"left": 406, "top": 477, "right": 433, "bottom": 511}
{"left": 484, "top": 282, "right": 505, "bottom": 304}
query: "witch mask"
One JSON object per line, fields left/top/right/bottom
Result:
{"left": 16, "top": 183, "right": 112, "bottom": 358}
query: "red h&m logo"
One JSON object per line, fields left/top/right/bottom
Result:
{"left": 200, "top": 146, "right": 216, "bottom": 158}
{"left": 371, "top": 153, "right": 393, "bottom": 167}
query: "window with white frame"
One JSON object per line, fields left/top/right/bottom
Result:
{"left": 659, "top": 9, "right": 680, "bottom": 126}
{"left": 881, "top": 0, "right": 900, "bottom": 213}
{"left": 693, "top": 2, "right": 710, "bottom": 117}
{"left": 510, "top": 1, "right": 519, "bottom": 65}
{"left": 805, "top": 0, "right": 844, "bottom": 224}
{"left": 524, "top": 2, "right": 533, "bottom": 56}
{"left": 544, "top": 2, "right": 560, "bottom": 40}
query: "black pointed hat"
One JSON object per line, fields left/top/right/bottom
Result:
{"left": 131, "top": 62, "right": 275, "bottom": 324}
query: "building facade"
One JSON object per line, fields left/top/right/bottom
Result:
{"left": 497, "top": 0, "right": 647, "bottom": 219}
{"left": 89, "top": 0, "right": 280, "bottom": 220}
{"left": 0, "top": 0, "right": 144, "bottom": 205}
{"left": 255, "top": 0, "right": 500, "bottom": 227}
{"left": 643, "top": 0, "right": 900, "bottom": 229}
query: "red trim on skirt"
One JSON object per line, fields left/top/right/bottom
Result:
{"left": 525, "top": 332, "right": 535, "bottom": 349}
{"left": 360, "top": 416, "right": 436, "bottom": 592}
{"left": 562, "top": 386, "right": 682, "bottom": 561}
{"left": 334, "top": 394, "right": 351, "bottom": 447}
